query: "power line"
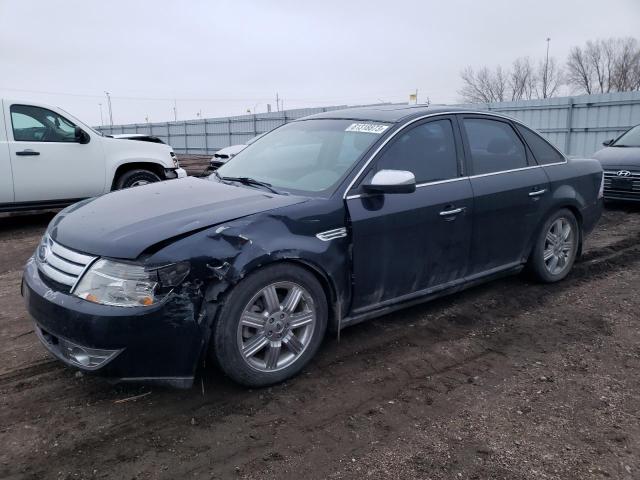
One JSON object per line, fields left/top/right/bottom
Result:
{"left": 0, "top": 85, "right": 439, "bottom": 104}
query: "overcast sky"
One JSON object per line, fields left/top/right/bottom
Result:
{"left": 1, "top": 0, "right": 639, "bottom": 126}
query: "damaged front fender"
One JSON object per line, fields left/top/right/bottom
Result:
{"left": 145, "top": 198, "right": 353, "bottom": 371}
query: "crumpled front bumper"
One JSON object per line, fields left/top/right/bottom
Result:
{"left": 21, "top": 258, "right": 204, "bottom": 388}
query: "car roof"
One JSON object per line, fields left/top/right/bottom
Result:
{"left": 301, "top": 104, "right": 470, "bottom": 123}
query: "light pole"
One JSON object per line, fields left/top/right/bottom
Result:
{"left": 98, "top": 103, "right": 104, "bottom": 126}
{"left": 545, "top": 37, "right": 551, "bottom": 68}
{"left": 543, "top": 37, "right": 551, "bottom": 98}
{"left": 104, "top": 92, "right": 113, "bottom": 126}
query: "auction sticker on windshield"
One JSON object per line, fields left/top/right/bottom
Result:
{"left": 345, "top": 123, "right": 389, "bottom": 134}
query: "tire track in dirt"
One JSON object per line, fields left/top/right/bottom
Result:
{"left": 4, "top": 224, "right": 640, "bottom": 479}
{"left": 2, "top": 209, "right": 640, "bottom": 479}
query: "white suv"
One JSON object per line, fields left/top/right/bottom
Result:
{"left": 0, "top": 99, "right": 186, "bottom": 212}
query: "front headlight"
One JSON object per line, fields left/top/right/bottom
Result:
{"left": 73, "top": 259, "right": 189, "bottom": 307}
{"left": 170, "top": 151, "right": 179, "bottom": 168}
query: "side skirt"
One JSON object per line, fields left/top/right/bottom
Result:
{"left": 340, "top": 263, "right": 524, "bottom": 329}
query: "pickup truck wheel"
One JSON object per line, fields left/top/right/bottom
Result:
{"left": 529, "top": 209, "right": 580, "bottom": 283}
{"left": 115, "top": 169, "right": 161, "bottom": 189}
{"left": 211, "top": 264, "right": 327, "bottom": 387}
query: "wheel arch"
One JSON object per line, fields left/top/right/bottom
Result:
{"left": 526, "top": 201, "right": 584, "bottom": 262}
{"left": 237, "top": 257, "right": 340, "bottom": 333}
{"left": 199, "top": 255, "right": 341, "bottom": 355}
{"left": 110, "top": 161, "right": 166, "bottom": 190}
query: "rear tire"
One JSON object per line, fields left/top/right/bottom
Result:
{"left": 211, "top": 263, "right": 327, "bottom": 387}
{"left": 528, "top": 209, "right": 580, "bottom": 283}
{"left": 114, "top": 169, "right": 161, "bottom": 189}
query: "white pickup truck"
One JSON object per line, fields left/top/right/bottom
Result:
{"left": 0, "top": 99, "right": 186, "bottom": 212}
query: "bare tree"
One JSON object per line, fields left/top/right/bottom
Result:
{"left": 509, "top": 57, "right": 536, "bottom": 100}
{"left": 459, "top": 66, "right": 508, "bottom": 103}
{"left": 566, "top": 37, "right": 640, "bottom": 94}
{"left": 460, "top": 55, "right": 562, "bottom": 103}
{"left": 538, "top": 56, "right": 562, "bottom": 98}
{"left": 588, "top": 39, "right": 615, "bottom": 93}
{"left": 566, "top": 46, "right": 594, "bottom": 94}
{"left": 611, "top": 37, "right": 640, "bottom": 91}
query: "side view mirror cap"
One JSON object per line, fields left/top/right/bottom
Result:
{"left": 75, "top": 126, "right": 90, "bottom": 144}
{"left": 362, "top": 169, "right": 416, "bottom": 194}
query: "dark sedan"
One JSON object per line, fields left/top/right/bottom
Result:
{"left": 22, "top": 106, "right": 604, "bottom": 388}
{"left": 593, "top": 124, "right": 640, "bottom": 202}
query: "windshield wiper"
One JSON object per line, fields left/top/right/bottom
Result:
{"left": 219, "top": 175, "right": 282, "bottom": 194}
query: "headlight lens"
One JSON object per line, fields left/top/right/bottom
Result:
{"left": 73, "top": 259, "right": 189, "bottom": 307}
{"left": 170, "top": 151, "right": 179, "bottom": 168}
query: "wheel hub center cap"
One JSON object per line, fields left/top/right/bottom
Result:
{"left": 266, "top": 312, "right": 289, "bottom": 337}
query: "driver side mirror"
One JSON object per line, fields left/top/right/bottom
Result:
{"left": 602, "top": 138, "right": 614, "bottom": 146}
{"left": 362, "top": 169, "right": 416, "bottom": 194}
{"left": 74, "top": 126, "right": 90, "bottom": 144}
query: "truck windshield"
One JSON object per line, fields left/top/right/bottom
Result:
{"left": 213, "top": 119, "right": 390, "bottom": 195}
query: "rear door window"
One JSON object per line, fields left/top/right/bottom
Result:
{"left": 462, "top": 118, "right": 528, "bottom": 175}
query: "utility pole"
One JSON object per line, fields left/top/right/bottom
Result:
{"left": 104, "top": 92, "right": 113, "bottom": 126}
{"left": 98, "top": 103, "right": 104, "bottom": 126}
{"left": 543, "top": 37, "right": 551, "bottom": 98}
{"left": 275, "top": 93, "right": 280, "bottom": 112}
{"left": 173, "top": 99, "right": 178, "bottom": 122}
{"left": 415, "top": 88, "right": 418, "bottom": 104}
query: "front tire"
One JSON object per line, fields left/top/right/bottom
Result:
{"left": 115, "top": 169, "right": 161, "bottom": 189}
{"left": 529, "top": 209, "right": 580, "bottom": 283}
{"left": 211, "top": 264, "right": 327, "bottom": 387}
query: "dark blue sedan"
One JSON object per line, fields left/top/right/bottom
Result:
{"left": 22, "top": 106, "right": 604, "bottom": 388}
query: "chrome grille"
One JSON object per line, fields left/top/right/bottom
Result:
{"left": 603, "top": 170, "right": 640, "bottom": 200}
{"left": 37, "top": 235, "right": 96, "bottom": 289}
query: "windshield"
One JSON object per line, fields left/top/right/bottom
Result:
{"left": 214, "top": 119, "right": 390, "bottom": 195}
{"left": 613, "top": 125, "right": 640, "bottom": 147}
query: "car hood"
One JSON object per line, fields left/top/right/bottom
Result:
{"left": 592, "top": 147, "right": 640, "bottom": 168}
{"left": 50, "top": 177, "right": 306, "bottom": 259}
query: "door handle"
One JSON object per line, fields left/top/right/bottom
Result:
{"left": 529, "top": 188, "right": 547, "bottom": 197}
{"left": 16, "top": 150, "right": 40, "bottom": 156}
{"left": 439, "top": 207, "right": 465, "bottom": 216}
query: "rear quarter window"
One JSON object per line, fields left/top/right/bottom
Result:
{"left": 515, "top": 125, "right": 564, "bottom": 165}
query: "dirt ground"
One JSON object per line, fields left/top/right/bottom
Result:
{"left": 1, "top": 205, "right": 640, "bottom": 480}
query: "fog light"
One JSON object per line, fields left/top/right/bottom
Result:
{"left": 35, "top": 327, "right": 122, "bottom": 371}
{"left": 69, "top": 347, "right": 91, "bottom": 366}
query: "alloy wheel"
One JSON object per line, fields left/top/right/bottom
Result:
{"left": 236, "top": 281, "right": 316, "bottom": 372}
{"left": 543, "top": 217, "right": 575, "bottom": 275}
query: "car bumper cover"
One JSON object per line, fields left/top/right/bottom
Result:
{"left": 22, "top": 258, "right": 203, "bottom": 388}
